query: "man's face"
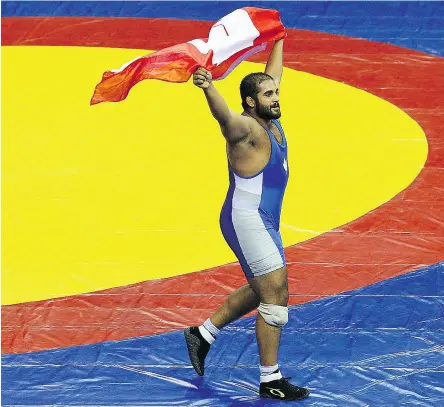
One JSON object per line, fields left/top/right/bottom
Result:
{"left": 254, "top": 79, "right": 281, "bottom": 120}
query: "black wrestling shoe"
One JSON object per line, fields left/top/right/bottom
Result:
{"left": 184, "top": 327, "right": 211, "bottom": 376}
{"left": 260, "top": 376, "right": 310, "bottom": 401}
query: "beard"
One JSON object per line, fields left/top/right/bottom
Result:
{"left": 256, "top": 102, "right": 281, "bottom": 120}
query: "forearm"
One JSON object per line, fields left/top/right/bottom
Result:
{"left": 265, "top": 39, "right": 284, "bottom": 83}
{"left": 203, "top": 83, "right": 231, "bottom": 125}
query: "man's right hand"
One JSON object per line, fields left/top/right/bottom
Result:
{"left": 193, "top": 67, "right": 212, "bottom": 89}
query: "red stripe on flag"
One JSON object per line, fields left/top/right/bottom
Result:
{"left": 91, "top": 43, "right": 212, "bottom": 105}
{"left": 90, "top": 7, "right": 285, "bottom": 105}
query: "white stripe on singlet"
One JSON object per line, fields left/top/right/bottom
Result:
{"left": 231, "top": 173, "right": 283, "bottom": 276}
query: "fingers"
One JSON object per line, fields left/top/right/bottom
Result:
{"left": 195, "top": 67, "right": 210, "bottom": 77}
{"left": 195, "top": 67, "right": 207, "bottom": 75}
{"left": 193, "top": 76, "right": 207, "bottom": 88}
{"left": 194, "top": 74, "right": 207, "bottom": 82}
{"left": 193, "top": 79, "right": 207, "bottom": 89}
{"left": 194, "top": 67, "right": 212, "bottom": 80}
{"left": 193, "top": 67, "right": 212, "bottom": 88}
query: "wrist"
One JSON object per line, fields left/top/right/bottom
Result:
{"left": 203, "top": 82, "right": 214, "bottom": 92}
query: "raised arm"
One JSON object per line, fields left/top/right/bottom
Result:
{"left": 265, "top": 39, "right": 284, "bottom": 86}
{"left": 193, "top": 67, "right": 250, "bottom": 143}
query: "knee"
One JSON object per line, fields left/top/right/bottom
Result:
{"left": 258, "top": 303, "right": 288, "bottom": 328}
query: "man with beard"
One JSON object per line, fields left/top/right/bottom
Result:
{"left": 184, "top": 39, "right": 310, "bottom": 401}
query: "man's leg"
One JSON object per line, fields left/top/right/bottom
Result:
{"left": 210, "top": 284, "right": 260, "bottom": 328}
{"left": 248, "top": 266, "right": 310, "bottom": 401}
{"left": 248, "top": 266, "right": 288, "bottom": 366}
{"left": 185, "top": 267, "right": 286, "bottom": 376}
{"left": 184, "top": 283, "right": 260, "bottom": 376}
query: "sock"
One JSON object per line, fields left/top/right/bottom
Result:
{"left": 260, "top": 364, "right": 283, "bottom": 383}
{"left": 198, "top": 318, "right": 220, "bottom": 345}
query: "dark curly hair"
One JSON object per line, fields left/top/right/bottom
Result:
{"left": 240, "top": 72, "right": 274, "bottom": 110}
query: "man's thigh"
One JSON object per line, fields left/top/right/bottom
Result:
{"left": 248, "top": 266, "right": 288, "bottom": 305}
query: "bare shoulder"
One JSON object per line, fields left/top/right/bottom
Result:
{"left": 226, "top": 116, "right": 268, "bottom": 151}
{"left": 220, "top": 111, "right": 254, "bottom": 144}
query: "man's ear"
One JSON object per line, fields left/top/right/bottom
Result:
{"left": 246, "top": 96, "right": 255, "bottom": 108}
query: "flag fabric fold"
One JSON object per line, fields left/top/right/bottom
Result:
{"left": 90, "top": 7, "right": 286, "bottom": 105}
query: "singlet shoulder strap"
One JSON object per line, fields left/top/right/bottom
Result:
{"left": 272, "top": 119, "right": 286, "bottom": 145}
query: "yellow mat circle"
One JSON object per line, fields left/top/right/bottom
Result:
{"left": 2, "top": 46, "right": 427, "bottom": 304}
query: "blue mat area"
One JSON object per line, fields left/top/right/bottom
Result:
{"left": 2, "top": 1, "right": 444, "bottom": 56}
{"left": 3, "top": 262, "right": 443, "bottom": 406}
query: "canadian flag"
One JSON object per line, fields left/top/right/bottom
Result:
{"left": 90, "top": 7, "right": 286, "bottom": 105}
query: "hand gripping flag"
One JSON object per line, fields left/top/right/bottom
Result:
{"left": 90, "top": 7, "right": 286, "bottom": 105}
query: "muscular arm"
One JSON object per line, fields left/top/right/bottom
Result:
{"left": 194, "top": 68, "right": 250, "bottom": 143}
{"left": 202, "top": 83, "right": 231, "bottom": 125}
{"left": 265, "top": 39, "right": 284, "bottom": 86}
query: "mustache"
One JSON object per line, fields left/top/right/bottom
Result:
{"left": 271, "top": 103, "right": 280, "bottom": 108}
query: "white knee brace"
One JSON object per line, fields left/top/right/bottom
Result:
{"left": 258, "top": 303, "right": 288, "bottom": 328}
